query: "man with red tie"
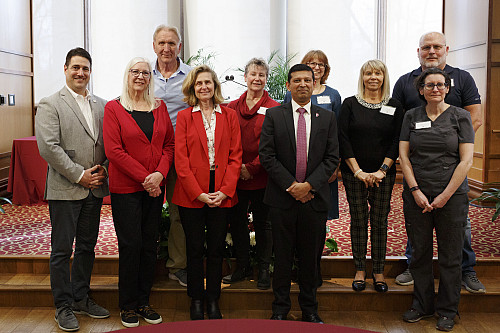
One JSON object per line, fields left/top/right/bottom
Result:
{"left": 259, "top": 64, "right": 339, "bottom": 323}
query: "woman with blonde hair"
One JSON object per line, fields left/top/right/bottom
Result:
{"left": 338, "top": 59, "right": 404, "bottom": 293}
{"left": 104, "top": 57, "right": 174, "bottom": 328}
{"left": 173, "top": 65, "right": 242, "bottom": 320}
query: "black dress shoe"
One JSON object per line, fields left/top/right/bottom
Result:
{"left": 352, "top": 280, "right": 366, "bottom": 291}
{"left": 222, "top": 266, "right": 252, "bottom": 284}
{"left": 206, "top": 299, "right": 222, "bottom": 319}
{"left": 190, "top": 299, "right": 204, "bottom": 320}
{"left": 257, "top": 269, "right": 271, "bottom": 290}
{"left": 372, "top": 274, "right": 388, "bottom": 293}
{"left": 302, "top": 313, "right": 324, "bottom": 324}
{"left": 270, "top": 313, "right": 286, "bottom": 320}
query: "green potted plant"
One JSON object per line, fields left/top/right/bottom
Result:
{"left": 0, "top": 197, "right": 12, "bottom": 213}
{"left": 471, "top": 184, "right": 500, "bottom": 221}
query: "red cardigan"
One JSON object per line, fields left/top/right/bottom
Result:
{"left": 103, "top": 99, "right": 175, "bottom": 193}
{"left": 227, "top": 90, "right": 280, "bottom": 190}
{"left": 172, "top": 105, "right": 242, "bottom": 208}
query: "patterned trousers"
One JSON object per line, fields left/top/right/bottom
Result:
{"left": 343, "top": 172, "right": 396, "bottom": 273}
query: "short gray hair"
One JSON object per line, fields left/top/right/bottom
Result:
{"left": 153, "top": 25, "right": 181, "bottom": 44}
{"left": 244, "top": 58, "right": 269, "bottom": 77}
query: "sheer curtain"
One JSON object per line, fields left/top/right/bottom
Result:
{"left": 33, "top": 0, "right": 84, "bottom": 102}
{"left": 287, "top": 0, "right": 377, "bottom": 100}
{"left": 90, "top": 0, "right": 168, "bottom": 100}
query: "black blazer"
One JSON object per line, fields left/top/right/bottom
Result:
{"left": 259, "top": 103, "right": 339, "bottom": 211}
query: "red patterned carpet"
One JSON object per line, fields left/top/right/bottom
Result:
{"left": 0, "top": 184, "right": 499, "bottom": 257}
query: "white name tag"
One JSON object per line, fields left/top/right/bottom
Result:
{"left": 257, "top": 107, "right": 267, "bottom": 115}
{"left": 451, "top": 78, "right": 454, "bottom": 87}
{"left": 415, "top": 121, "right": 431, "bottom": 129}
{"left": 317, "top": 95, "right": 331, "bottom": 104}
{"left": 380, "top": 105, "right": 396, "bottom": 116}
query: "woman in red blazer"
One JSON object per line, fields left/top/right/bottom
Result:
{"left": 173, "top": 65, "right": 242, "bottom": 320}
{"left": 103, "top": 57, "right": 174, "bottom": 328}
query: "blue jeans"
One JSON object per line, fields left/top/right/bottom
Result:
{"left": 405, "top": 217, "right": 476, "bottom": 275}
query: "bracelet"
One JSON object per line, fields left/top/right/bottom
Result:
{"left": 410, "top": 186, "right": 420, "bottom": 192}
{"left": 353, "top": 169, "right": 363, "bottom": 178}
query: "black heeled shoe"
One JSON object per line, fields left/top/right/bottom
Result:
{"left": 372, "top": 273, "right": 388, "bottom": 293}
{"left": 206, "top": 299, "right": 222, "bottom": 319}
{"left": 352, "top": 271, "right": 366, "bottom": 292}
{"left": 190, "top": 299, "right": 204, "bottom": 320}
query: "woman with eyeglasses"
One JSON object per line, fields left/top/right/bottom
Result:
{"left": 103, "top": 57, "right": 174, "bottom": 328}
{"left": 283, "top": 50, "right": 341, "bottom": 288}
{"left": 400, "top": 68, "right": 474, "bottom": 331}
{"left": 338, "top": 59, "right": 404, "bottom": 293}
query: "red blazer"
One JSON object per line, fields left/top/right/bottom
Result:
{"left": 103, "top": 99, "right": 175, "bottom": 193}
{"left": 173, "top": 105, "right": 242, "bottom": 208}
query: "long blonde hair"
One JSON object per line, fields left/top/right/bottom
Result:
{"left": 120, "top": 57, "right": 159, "bottom": 111}
{"left": 357, "top": 59, "right": 391, "bottom": 100}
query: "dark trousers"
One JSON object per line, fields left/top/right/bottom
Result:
{"left": 179, "top": 205, "right": 228, "bottom": 301}
{"left": 111, "top": 189, "right": 164, "bottom": 310}
{"left": 49, "top": 191, "right": 103, "bottom": 308}
{"left": 343, "top": 172, "right": 396, "bottom": 274}
{"left": 270, "top": 202, "right": 327, "bottom": 315}
{"left": 403, "top": 190, "right": 467, "bottom": 318}
{"left": 229, "top": 188, "right": 272, "bottom": 269}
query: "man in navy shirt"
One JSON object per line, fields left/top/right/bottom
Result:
{"left": 393, "top": 31, "right": 485, "bottom": 293}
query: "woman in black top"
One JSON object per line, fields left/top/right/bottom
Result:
{"left": 399, "top": 68, "right": 474, "bottom": 331}
{"left": 338, "top": 59, "right": 404, "bottom": 293}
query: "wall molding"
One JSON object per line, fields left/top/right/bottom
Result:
{"left": 449, "top": 40, "right": 487, "bottom": 52}
{"left": 460, "top": 62, "right": 486, "bottom": 70}
{"left": 0, "top": 47, "right": 33, "bottom": 58}
{"left": 0, "top": 68, "right": 33, "bottom": 77}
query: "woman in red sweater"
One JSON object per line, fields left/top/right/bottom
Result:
{"left": 103, "top": 57, "right": 174, "bottom": 328}
{"left": 223, "top": 58, "right": 279, "bottom": 289}
{"left": 173, "top": 65, "right": 242, "bottom": 320}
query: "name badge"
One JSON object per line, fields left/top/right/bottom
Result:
{"left": 451, "top": 78, "right": 455, "bottom": 87}
{"left": 257, "top": 107, "right": 267, "bottom": 115}
{"left": 380, "top": 105, "right": 396, "bottom": 116}
{"left": 415, "top": 121, "right": 431, "bottom": 129}
{"left": 316, "top": 95, "right": 331, "bottom": 104}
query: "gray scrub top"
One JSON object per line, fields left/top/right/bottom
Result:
{"left": 400, "top": 105, "right": 474, "bottom": 197}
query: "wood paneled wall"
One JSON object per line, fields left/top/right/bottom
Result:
{"left": 0, "top": 0, "right": 33, "bottom": 194}
{"left": 444, "top": 0, "right": 500, "bottom": 195}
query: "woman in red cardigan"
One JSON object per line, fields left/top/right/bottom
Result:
{"left": 173, "top": 65, "right": 242, "bottom": 320}
{"left": 223, "top": 58, "right": 279, "bottom": 289}
{"left": 103, "top": 57, "right": 174, "bottom": 328}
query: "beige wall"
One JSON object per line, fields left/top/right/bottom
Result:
{"left": 0, "top": 0, "right": 33, "bottom": 192}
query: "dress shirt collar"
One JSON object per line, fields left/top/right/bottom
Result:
{"left": 192, "top": 104, "right": 222, "bottom": 114}
{"left": 291, "top": 99, "right": 311, "bottom": 114}
{"left": 153, "top": 57, "right": 190, "bottom": 77}
{"left": 65, "top": 84, "right": 90, "bottom": 101}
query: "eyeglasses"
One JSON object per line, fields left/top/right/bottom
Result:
{"left": 422, "top": 82, "right": 448, "bottom": 91}
{"left": 129, "top": 69, "right": 151, "bottom": 78}
{"left": 420, "top": 44, "right": 445, "bottom": 52}
{"left": 306, "top": 62, "right": 326, "bottom": 69}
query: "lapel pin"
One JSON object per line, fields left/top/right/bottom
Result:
{"left": 316, "top": 113, "right": 319, "bottom": 117}
{"left": 93, "top": 99, "right": 97, "bottom": 103}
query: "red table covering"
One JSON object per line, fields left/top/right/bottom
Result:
{"left": 7, "top": 136, "right": 110, "bottom": 205}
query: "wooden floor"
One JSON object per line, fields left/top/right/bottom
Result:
{"left": 1, "top": 307, "right": 500, "bottom": 333}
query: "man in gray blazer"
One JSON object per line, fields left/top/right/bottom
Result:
{"left": 35, "top": 47, "right": 109, "bottom": 332}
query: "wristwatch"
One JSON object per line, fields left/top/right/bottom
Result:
{"left": 379, "top": 164, "right": 389, "bottom": 173}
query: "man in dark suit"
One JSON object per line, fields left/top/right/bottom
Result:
{"left": 35, "top": 48, "right": 109, "bottom": 332}
{"left": 259, "top": 64, "right": 339, "bottom": 323}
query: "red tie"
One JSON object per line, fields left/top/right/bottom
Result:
{"left": 296, "top": 108, "right": 307, "bottom": 182}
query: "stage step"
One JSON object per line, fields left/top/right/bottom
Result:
{"left": 1, "top": 256, "right": 499, "bottom": 278}
{"left": 0, "top": 273, "right": 499, "bottom": 312}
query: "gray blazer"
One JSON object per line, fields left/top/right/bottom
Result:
{"left": 35, "top": 86, "right": 109, "bottom": 200}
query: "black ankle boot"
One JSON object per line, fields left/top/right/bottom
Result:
{"left": 257, "top": 269, "right": 271, "bottom": 290}
{"left": 206, "top": 299, "right": 222, "bottom": 319}
{"left": 190, "top": 299, "right": 204, "bottom": 320}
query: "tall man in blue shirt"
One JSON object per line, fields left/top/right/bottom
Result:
{"left": 393, "top": 31, "right": 485, "bottom": 293}
{"left": 152, "top": 25, "right": 192, "bottom": 287}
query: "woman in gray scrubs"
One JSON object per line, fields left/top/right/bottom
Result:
{"left": 399, "top": 68, "right": 474, "bottom": 332}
